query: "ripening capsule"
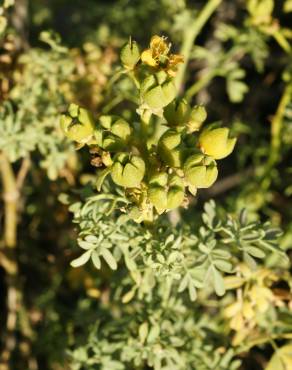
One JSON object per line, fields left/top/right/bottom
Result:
{"left": 158, "top": 129, "right": 183, "bottom": 167}
{"left": 97, "top": 115, "right": 132, "bottom": 151}
{"left": 111, "top": 153, "right": 145, "bottom": 188}
{"left": 147, "top": 173, "right": 184, "bottom": 213}
{"left": 198, "top": 127, "right": 236, "bottom": 160}
{"left": 140, "top": 72, "right": 176, "bottom": 110}
{"left": 164, "top": 99, "right": 190, "bottom": 126}
{"left": 184, "top": 154, "right": 218, "bottom": 189}
{"left": 120, "top": 40, "right": 140, "bottom": 70}
{"left": 60, "top": 104, "right": 95, "bottom": 144}
{"left": 187, "top": 105, "right": 207, "bottom": 133}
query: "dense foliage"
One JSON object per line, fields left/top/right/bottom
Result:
{"left": 1, "top": 1, "right": 292, "bottom": 370}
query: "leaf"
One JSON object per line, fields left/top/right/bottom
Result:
{"left": 101, "top": 248, "right": 117, "bottom": 270}
{"left": 70, "top": 250, "right": 92, "bottom": 267}
{"left": 91, "top": 250, "right": 101, "bottom": 269}
{"left": 96, "top": 168, "right": 111, "bottom": 191}
{"left": 284, "top": 0, "right": 292, "bottom": 12}
{"left": 214, "top": 259, "right": 233, "bottom": 272}
{"left": 245, "top": 246, "right": 266, "bottom": 258}
{"left": 243, "top": 252, "right": 257, "bottom": 270}
{"left": 188, "top": 282, "right": 197, "bottom": 301}
{"left": 139, "top": 322, "right": 149, "bottom": 344}
{"left": 224, "top": 276, "right": 245, "bottom": 289}
{"left": 227, "top": 79, "right": 248, "bottom": 103}
{"left": 147, "top": 324, "right": 160, "bottom": 343}
{"left": 265, "top": 345, "right": 292, "bottom": 370}
{"left": 122, "top": 289, "right": 136, "bottom": 304}
{"left": 212, "top": 267, "right": 225, "bottom": 296}
{"left": 178, "top": 274, "right": 188, "bottom": 293}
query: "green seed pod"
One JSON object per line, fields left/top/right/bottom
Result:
{"left": 148, "top": 173, "right": 184, "bottom": 213}
{"left": 111, "top": 153, "right": 145, "bottom": 188}
{"left": 140, "top": 73, "right": 176, "bottom": 110}
{"left": 120, "top": 40, "right": 140, "bottom": 69}
{"left": 148, "top": 185, "right": 168, "bottom": 214}
{"left": 60, "top": 105, "right": 95, "bottom": 144}
{"left": 168, "top": 173, "right": 184, "bottom": 189}
{"left": 167, "top": 174, "right": 184, "bottom": 209}
{"left": 167, "top": 186, "right": 184, "bottom": 209}
{"left": 78, "top": 107, "right": 95, "bottom": 127}
{"left": 111, "top": 118, "right": 132, "bottom": 141}
{"left": 187, "top": 105, "right": 207, "bottom": 133}
{"left": 199, "top": 127, "right": 236, "bottom": 160}
{"left": 158, "top": 130, "right": 182, "bottom": 167}
{"left": 149, "top": 172, "right": 168, "bottom": 187}
{"left": 184, "top": 154, "right": 218, "bottom": 188}
{"left": 164, "top": 99, "right": 190, "bottom": 126}
{"left": 68, "top": 103, "right": 79, "bottom": 118}
{"left": 97, "top": 115, "right": 132, "bottom": 151}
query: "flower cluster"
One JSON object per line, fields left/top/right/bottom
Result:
{"left": 61, "top": 36, "right": 236, "bottom": 222}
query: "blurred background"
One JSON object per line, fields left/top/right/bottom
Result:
{"left": 1, "top": 1, "right": 292, "bottom": 369}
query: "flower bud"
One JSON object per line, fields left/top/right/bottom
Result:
{"left": 187, "top": 105, "right": 207, "bottom": 133}
{"left": 164, "top": 99, "right": 190, "bottom": 126}
{"left": 140, "top": 72, "right": 176, "bottom": 110}
{"left": 158, "top": 130, "right": 182, "bottom": 167}
{"left": 199, "top": 127, "right": 236, "bottom": 160}
{"left": 111, "top": 153, "right": 145, "bottom": 188}
{"left": 120, "top": 40, "right": 140, "bottom": 69}
{"left": 184, "top": 154, "right": 218, "bottom": 188}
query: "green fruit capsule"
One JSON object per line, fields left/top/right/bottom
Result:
{"left": 111, "top": 119, "right": 132, "bottom": 141}
{"left": 184, "top": 154, "right": 218, "bottom": 188}
{"left": 187, "top": 105, "right": 207, "bottom": 132}
{"left": 97, "top": 115, "right": 132, "bottom": 151}
{"left": 199, "top": 127, "right": 236, "bottom": 160}
{"left": 120, "top": 40, "right": 140, "bottom": 69}
{"left": 149, "top": 172, "right": 168, "bottom": 187}
{"left": 140, "top": 73, "right": 176, "bottom": 110}
{"left": 164, "top": 99, "right": 190, "bottom": 126}
{"left": 111, "top": 153, "right": 145, "bottom": 188}
{"left": 60, "top": 106, "right": 95, "bottom": 144}
{"left": 148, "top": 185, "right": 168, "bottom": 214}
{"left": 167, "top": 187, "right": 184, "bottom": 209}
{"left": 158, "top": 130, "right": 182, "bottom": 167}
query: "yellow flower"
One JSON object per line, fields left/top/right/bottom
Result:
{"left": 141, "top": 35, "right": 184, "bottom": 76}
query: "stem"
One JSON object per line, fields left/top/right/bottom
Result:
{"left": 273, "top": 30, "right": 291, "bottom": 55}
{"left": 11, "top": 0, "right": 29, "bottom": 51}
{"left": 269, "top": 82, "right": 292, "bottom": 166}
{"left": 185, "top": 70, "right": 217, "bottom": 102}
{"left": 0, "top": 154, "right": 19, "bottom": 370}
{"left": 0, "top": 154, "right": 19, "bottom": 248}
{"left": 0, "top": 155, "right": 31, "bottom": 370}
{"left": 139, "top": 109, "right": 152, "bottom": 158}
{"left": 175, "top": 0, "right": 222, "bottom": 91}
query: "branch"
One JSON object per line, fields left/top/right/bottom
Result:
{"left": 175, "top": 0, "right": 222, "bottom": 91}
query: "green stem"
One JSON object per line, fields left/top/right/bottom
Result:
{"left": 185, "top": 69, "right": 217, "bottom": 102}
{"left": 138, "top": 109, "right": 152, "bottom": 161}
{"left": 273, "top": 30, "right": 291, "bottom": 55}
{"left": 0, "top": 153, "right": 19, "bottom": 370}
{"left": 175, "top": 0, "right": 222, "bottom": 91}
{"left": 0, "top": 154, "right": 18, "bottom": 248}
{"left": 269, "top": 82, "right": 292, "bottom": 166}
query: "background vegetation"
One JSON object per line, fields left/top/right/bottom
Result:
{"left": 0, "top": 1, "right": 292, "bottom": 369}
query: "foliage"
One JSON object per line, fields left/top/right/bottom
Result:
{"left": 0, "top": 1, "right": 292, "bottom": 370}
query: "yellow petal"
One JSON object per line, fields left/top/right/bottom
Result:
{"left": 150, "top": 35, "right": 169, "bottom": 55}
{"left": 141, "top": 49, "right": 157, "bottom": 67}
